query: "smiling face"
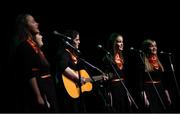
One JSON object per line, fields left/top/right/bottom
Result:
{"left": 143, "top": 39, "right": 158, "bottom": 56}
{"left": 72, "top": 34, "right": 80, "bottom": 49}
{"left": 114, "top": 35, "right": 124, "bottom": 51}
{"left": 148, "top": 41, "right": 157, "bottom": 55}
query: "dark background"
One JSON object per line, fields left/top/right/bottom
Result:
{"left": 2, "top": 1, "right": 179, "bottom": 70}
{"left": 0, "top": 1, "right": 180, "bottom": 112}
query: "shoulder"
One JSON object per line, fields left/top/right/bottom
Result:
{"left": 56, "top": 48, "right": 68, "bottom": 55}
{"left": 56, "top": 48, "right": 70, "bottom": 59}
{"left": 16, "top": 41, "right": 36, "bottom": 55}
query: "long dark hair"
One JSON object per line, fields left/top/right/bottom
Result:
{"left": 107, "top": 32, "right": 122, "bottom": 56}
{"left": 64, "top": 29, "right": 79, "bottom": 44}
{"left": 9, "top": 14, "right": 32, "bottom": 66}
{"left": 14, "top": 13, "right": 32, "bottom": 44}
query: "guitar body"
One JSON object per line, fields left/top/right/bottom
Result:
{"left": 62, "top": 70, "right": 93, "bottom": 98}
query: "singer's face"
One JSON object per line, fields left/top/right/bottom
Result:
{"left": 73, "top": 34, "right": 80, "bottom": 49}
{"left": 26, "top": 15, "right": 39, "bottom": 34}
{"left": 115, "top": 36, "right": 124, "bottom": 51}
{"left": 148, "top": 41, "right": 157, "bottom": 55}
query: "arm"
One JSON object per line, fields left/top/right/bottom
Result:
{"left": 162, "top": 69, "right": 172, "bottom": 105}
{"left": 165, "top": 89, "right": 171, "bottom": 105}
{"left": 21, "top": 42, "right": 45, "bottom": 105}
{"left": 16, "top": 41, "right": 46, "bottom": 107}
{"left": 63, "top": 67, "right": 86, "bottom": 84}
{"left": 29, "top": 77, "right": 45, "bottom": 105}
{"left": 64, "top": 67, "right": 79, "bottom": 81}
{"left": 141, "top": 91, "right": 150, "bottom": 107}
{"left": 56, "top": 49, "right": 85, "bottom": 84}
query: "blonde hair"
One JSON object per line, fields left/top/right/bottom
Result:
{"left": 142, "top": 39, "right": 164, "bottom": 72}
{"left": 144, "top": 55, "right": 164, "bottom": 72}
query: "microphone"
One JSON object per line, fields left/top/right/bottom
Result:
{"left": 159, "top": 51, "right": 172, "bottom": 55}
{"left": 130, "top": 47, "right": 143, "bottom": 53}
{"left": 53, "top": 30, "right": 72, "bottom": 40}
{"left": 65, "top": 41, "right": 81, "bottom": 54}
{"left": 53, "top": 30, "right": 80, "bottom": 54}
{"left": 97, "top": 44, "right": 110, "bottom": 55}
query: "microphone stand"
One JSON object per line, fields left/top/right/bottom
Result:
{"left": 60, "top": 39, "right": 85, "bottom": 112}
{"left": 63, "top": 40, "right": 81, "bottom": 54}
{"left": 105, "top": 52, "right": 139, "bottom": 110}
{"left": 78, "top": 57, "right": 113, "bottom": 111}
{"left": 78, "top": 58, "right": 105, "bottom": 75}
{"left": 62, "top": 40, "right": 111, "bottom": 112}
{"left": 139, "top": 52, "right": 166, "bottom": 111}
{"left": 168, "top": 54, "right": 180, "bottom": 96}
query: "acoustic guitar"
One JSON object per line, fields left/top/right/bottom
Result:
{"left": 62, "top": 69, "right": 108, "bottom": 98}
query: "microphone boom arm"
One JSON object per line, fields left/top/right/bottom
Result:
{"left": 105, "top": 53, "right": 139, "bottom": 109}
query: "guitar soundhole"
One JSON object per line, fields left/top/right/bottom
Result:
{"left": 75, "top": 83, "right": 79, "bottom": 87}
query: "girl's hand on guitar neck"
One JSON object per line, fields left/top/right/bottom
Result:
{"left": 102, "top": 72, "right": 113, "bottom": 81}
{"left": 102, "top": 73, "right": 109, "bottom": 81}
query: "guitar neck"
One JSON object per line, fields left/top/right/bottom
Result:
{"left": 85, "top": 75, "right": 104, "bottom": 82}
